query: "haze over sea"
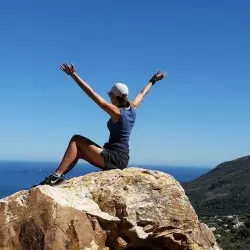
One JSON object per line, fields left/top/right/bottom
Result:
{"left": 0, "top": 161, "right": 211, "bottom": 199}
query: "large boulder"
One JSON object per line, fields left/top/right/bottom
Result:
{"left": 0, "top": 168, "right": 221, "bottom": 250}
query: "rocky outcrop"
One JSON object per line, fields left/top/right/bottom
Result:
{"left": 0, "top": 168, "right": 221, "bottom": 250}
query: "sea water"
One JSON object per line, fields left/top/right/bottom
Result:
{"left": 0, "top": 161, "right": 211, "bottom": 199}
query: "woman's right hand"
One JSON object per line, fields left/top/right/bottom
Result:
{"left": 60, "top": 63, "right": 75, "bottom": 76}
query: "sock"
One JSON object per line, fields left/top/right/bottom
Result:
{"left": 53, "top": 172, "right": 61, "bottom": 178}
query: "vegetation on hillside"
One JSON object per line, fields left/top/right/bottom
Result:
{"left": 183, "top": 155, "right": 250, "bottom": 250}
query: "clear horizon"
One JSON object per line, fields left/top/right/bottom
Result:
{"left": 1, "top": 1, "right": 250, "bottom": 165}
{"left": 0, "top": 159, "right": 216, "bottom": 169}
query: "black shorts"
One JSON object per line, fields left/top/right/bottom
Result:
{"left": 100, "top": 144, "right": 129, "bottom": 170}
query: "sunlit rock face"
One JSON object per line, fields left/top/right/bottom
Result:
{"left": 0, "top": 168, "right": 221, "bottom": 250}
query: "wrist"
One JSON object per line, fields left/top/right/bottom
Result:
{"left": 149, "top": 78, "right": 156, "bottom": 86}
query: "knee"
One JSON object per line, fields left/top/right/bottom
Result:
{"left": 70, "top": 134, "right": 81, "bottom": 145}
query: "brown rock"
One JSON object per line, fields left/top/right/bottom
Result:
{"left": 0, "top": 168, "right": 221, "bottom": 250}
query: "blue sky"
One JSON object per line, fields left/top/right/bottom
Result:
{"left": 1, "top": 0, "right": 250, "bottom": 166}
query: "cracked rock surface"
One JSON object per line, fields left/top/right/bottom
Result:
{"left": 0, "top": 168, "right": 221, "bottom": 250}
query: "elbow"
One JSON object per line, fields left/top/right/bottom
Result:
{"left": 131, "top": 100, "right": 139, "bottom": 109}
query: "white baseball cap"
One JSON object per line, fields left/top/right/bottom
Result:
{"left": 109, "top": 83, "right": 129, "bottom": 97}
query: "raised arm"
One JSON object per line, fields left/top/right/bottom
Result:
{"left": 60, "top": 63, "right": 120, "bottom": 120}
{"left": 131, "top": 71, "right": 167, "bottom": 109}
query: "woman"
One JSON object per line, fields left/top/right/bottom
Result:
{"left": 35, "top": 63, "right": 166, "bottom": 186}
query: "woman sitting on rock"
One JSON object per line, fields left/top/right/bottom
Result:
{"left": 35, "top": 63, "right": 166, "bottom": 186}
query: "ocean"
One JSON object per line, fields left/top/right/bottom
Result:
{"left": 0, "top": 161, "right": 212, "bottom": 199}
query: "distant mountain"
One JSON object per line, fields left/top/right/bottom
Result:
{"left": 183, "top": 155, "right": 250, "bottom": 216}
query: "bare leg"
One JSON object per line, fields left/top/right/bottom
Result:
{"left": 55, "top": 135, "right": 105, "bottom": 175}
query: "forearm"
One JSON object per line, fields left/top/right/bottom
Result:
{"left": 70, "top": 72, "right": 109, "bottom": 110}
{"left": 132, "top": 81, "right": 153, "bottom": 108}
{"left": 71, "top": 72, "right": 95, "bottom": 97}
{"left": 60, "top": 63, "right": 115, "bottom": 113}
{"left": 138, "top": 74, "right": 162, "bottom": 99}
{"left": 140, "top": 81, "right": 153, "bottom": 97}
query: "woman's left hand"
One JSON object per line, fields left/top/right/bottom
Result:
{"left": 60, "top": 63, "right": 75, "bottom": 75}
{"left": 151, "top": 71, "right": 167, "bottom": 82}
